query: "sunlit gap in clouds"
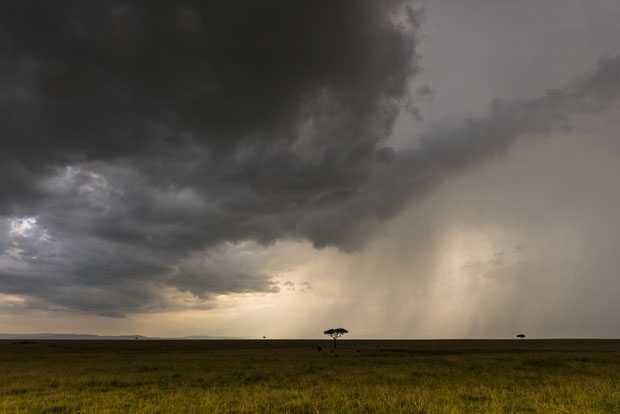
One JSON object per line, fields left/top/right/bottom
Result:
{"left": 5, "top": 216, "right": 50, "bottom": 258}
{"left": 9, "top": 216, "right": 39, "bottom": 236}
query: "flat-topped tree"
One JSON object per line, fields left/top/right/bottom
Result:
{"left": 324, "top": 328, "right": 348, "bottom": 348}
{"left": 516, "top": 334, "right": 526, "bottom": 340}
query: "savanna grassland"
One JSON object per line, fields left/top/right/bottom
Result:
{"left": 1, "top": 339, "right": 620, "bottom": 413}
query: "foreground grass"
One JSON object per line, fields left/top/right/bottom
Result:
{"left": 1, "top": 339, "right": 619, "bottom": 413}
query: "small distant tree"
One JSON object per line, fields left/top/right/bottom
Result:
{"left": 324, "top": 328, "right": 348, "bottom": 348}
{"left": 516, "top": 334, "right": 526, "bottom": 340}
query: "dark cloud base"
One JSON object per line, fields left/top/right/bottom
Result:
{"left": 1, "top": 1, "right": 619, "bottom": 316}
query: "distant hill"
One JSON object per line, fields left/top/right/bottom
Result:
{"left": 0, "top": 333, "right": 153, "bottom": 340}
{"left": 0, "top": 333, "right": 241, "bottom": 340}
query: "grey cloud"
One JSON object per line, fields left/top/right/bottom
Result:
{"left": 282, "top": 280, "right": 313, "bottom": 292}
{"left": 171, "top": 256, "right": 280, "bottom": 299}
{"left": 0, "top": 219, "right": 11, "bottom": 254}
{"left": 1, "top": 1, "right": 620, "bottom": 316}
{"left": 300, "top": 281, "right": 313, "bottom": 292}
{"left": 419, "top": 56, "right": 620, "bottom": 170}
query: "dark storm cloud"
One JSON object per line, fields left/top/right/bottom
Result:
{"left": 0, "top": 0, "right": 420, "bottom": 315}
{"left": 1, "top": 1, "right": 620, "bottom": 316}
{"left": 1, "top": 0, "right": 416, "bottom": 161}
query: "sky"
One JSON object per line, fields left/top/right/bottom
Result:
{"left": 1, "top": 0, "right": 620, "bottom": 338}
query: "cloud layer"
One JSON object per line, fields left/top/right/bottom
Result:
{"left": 1, "top": 1, "right": 620, "bottom": 317}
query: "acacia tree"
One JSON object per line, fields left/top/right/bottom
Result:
{"left": 516, "top": 334, "right": 526, "bottom": 340}
{"left": 324, "top": 328, "right": 348, "bottom": 348}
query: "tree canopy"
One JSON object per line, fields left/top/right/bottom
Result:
{"left": 324, "top": 328, "right": 348, "bottom": 348}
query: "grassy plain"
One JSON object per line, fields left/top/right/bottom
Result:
{"left": 1, "top": 339, "right": 619, "bottom": 413}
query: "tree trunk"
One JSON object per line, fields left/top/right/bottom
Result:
{"left": 333, "top": 337, "right": 337, "bottom": 348}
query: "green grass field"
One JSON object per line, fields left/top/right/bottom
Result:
{"left": 1, "top": 339, "right": 619, "bottom": 413}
